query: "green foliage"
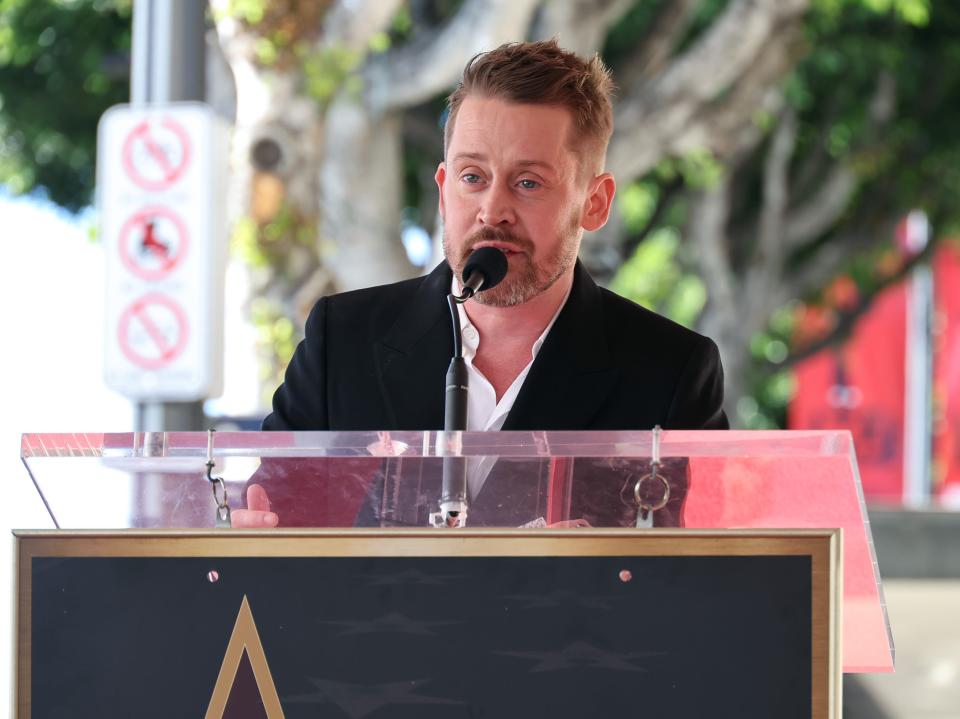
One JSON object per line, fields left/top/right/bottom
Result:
{"left": 609, "top": 225, "right": 707, "bottom": 328}
{"left": 814, "top": 0, "right": 930, "bottom": 26}
{"left": 390, "top": 6, "right": 413, "bottom": 36}
{"left": 736, "top": 369, "right": 797, "bottom": 429}
{"left": 738, "top": 300, "right": 801, "bottom": 428}
{"left": 221, "top": 0, "right": 267, "bottom": 25}
{"left": 231, "top": 216, "right": 268, "bottom": 268}
{"left": 611, "top": 0, "right": 960, "bottom": 429}
{"left": 776, "top": 0, "right": 960, "bottom": 253}
{"left": 231, "top": 204, "right": 317, "bottom": 267}
{"left": 302, "top": 42, "right": 362, "bottom": 103}
{"left": 618, "top": 181, "right": 659, "bottom": 234}
{"left": 0, "top": 0, "right": 131, "bottom": 211}
{"left": 601, "top": 0, "right": 664, "bottom": 66}
{"left": 250, "top": 296, "right": 299, "bottom": 404}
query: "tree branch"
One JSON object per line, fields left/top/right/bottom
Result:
{"left": 782, "top": 166, "right": 858, "bottom": 248}
{"left": 615, "top": 0, "right": 700, "bottom": 85}
{"left": 689, "top": 173, "right": 738, "bottom": 326}
{"left": 777, "top": 188, "right": 902, "bottom": 308}
{"left": 766, "top": 237, "right": 939, "bottom": 375}
{"left": 742, "top": 105, "right": 798, "bottom": 325}
{"left": 777, "top": 236, "right": 865, "bottom": 305}
{"left": 323, "top": 0, "right": 406, "bottom": 52}
{"left": 782, "top": 71, "right": 896, "bottom": 250}
{"left": 608, "top": 0, "right": 809, "bottom": 181}
{"left": 362, "top": 0, "right": 543, "bottom": 114}
{"left": 529, "top": 0, "right": 635, "bottom": 56}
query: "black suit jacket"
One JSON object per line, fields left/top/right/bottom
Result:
{"left": 263, "top": 260, "right": 728, "bottom": 431}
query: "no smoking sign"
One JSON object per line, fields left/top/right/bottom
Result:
{"left": 99, "top": 103, "right": 226, "bottom": 400}
{"left": 122, "top": 117, "right": 191, "bottom": 191}
{"left": 118, "top": 293, "right": 189, "bottom": 370}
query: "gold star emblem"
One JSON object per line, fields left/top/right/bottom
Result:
{"left": 205, "top": 596, "right": 284, "bottom": 719}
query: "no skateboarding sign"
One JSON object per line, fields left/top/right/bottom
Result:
{"left": 99, "top": 103, "right": 226, "bottom": 400}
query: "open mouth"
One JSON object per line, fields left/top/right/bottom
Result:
{"left": 473, "top": 242, "right": 524, "bottom": 257}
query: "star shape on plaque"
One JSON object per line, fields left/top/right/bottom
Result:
{"left": 284, "top": 678, "right": 462, "bottom": 718}
{"left": 497, "top": 641, "right": 664, "bottom": 673}
{"left": 204, "top": 595, "right": 284, "bottom": 719}
{"left": 317, "top": 611, "right": 461, "bottom": 636}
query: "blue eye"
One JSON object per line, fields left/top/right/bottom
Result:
{"left": 461, "top": 174, "right": 482, "bottom": 184}
{"left": 518, "top": 179, "right": 540, "bottom": 190}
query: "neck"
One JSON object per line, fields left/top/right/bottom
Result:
{"left": 464, "top": 266, "right": 574, "bottom": 344}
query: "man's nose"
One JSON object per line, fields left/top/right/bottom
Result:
{"left": 477, "top": 180, "right": 516, "bottom": 225}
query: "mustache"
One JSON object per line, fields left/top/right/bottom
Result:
{"left": 462, "top": 227, "right": 534, "bottom": 255}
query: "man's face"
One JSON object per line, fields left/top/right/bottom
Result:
{"left": 436, "top": 96, "right": 609, "bottom": 307}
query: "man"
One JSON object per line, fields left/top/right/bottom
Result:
{"left": 243, "top": 40, "right": 726, "bottom": 528}
{"left": 263, "top": 39, "right": 727, "bottom": 434}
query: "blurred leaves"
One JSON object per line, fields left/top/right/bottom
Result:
{"left": 0, "top": 0, "right": 131, "bottom": 211}
{"left": 250, "top": 296, "right": 298, "bottom": 404}
{"left": 302, "top": 42, "right": 363, "bottom": 102}
{"left": 610, "top": 225, "right": 707, "bottom": 329}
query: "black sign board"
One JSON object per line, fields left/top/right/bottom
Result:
{"left": 17, "top": 530, "right": 839, "bottom": 718}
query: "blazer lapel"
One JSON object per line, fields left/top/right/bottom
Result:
{"left": 502, "top": 262, "right": 620, "bottom": 430}
{"left": 374, "top": 262, "right": 452, "bottom": 430}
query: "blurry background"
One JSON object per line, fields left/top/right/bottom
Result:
{"left": 2, "top": 0, "right": 959, "bottom": 715}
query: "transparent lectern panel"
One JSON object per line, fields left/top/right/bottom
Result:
{"left": 21, "top": 429, "right": 890, "bottom": 672}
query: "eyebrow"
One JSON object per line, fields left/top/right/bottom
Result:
{"left": 451, "top": 152, "right": 558, "bottom": 174}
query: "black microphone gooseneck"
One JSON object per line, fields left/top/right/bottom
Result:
{"left": 432, "top": 247, "right": 509, "bottom": 528}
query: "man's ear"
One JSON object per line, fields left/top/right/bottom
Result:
{"left": 435, "top": 162, "right": 447, "bottom": 220}
{"left": 581, "top": 172, "right": 616, "bottom": 232}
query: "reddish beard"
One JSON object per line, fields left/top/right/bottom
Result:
{"left": 444, "top": 222, "right": 580, "bottom": 307}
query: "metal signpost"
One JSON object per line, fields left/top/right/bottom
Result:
{"left": 99, "top": 0, "right": 223, "bottom": 430}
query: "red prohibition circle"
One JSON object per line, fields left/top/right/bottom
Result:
{"left": 117, "top": 293, "right": 189, "bottom": 370}
{"left": 118, "top": 206, "right": 188, "bottom": 281}
{"left": 121, "top": 117, "right": 192, "bottom": 191}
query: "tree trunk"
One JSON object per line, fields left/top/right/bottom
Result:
{"left": 322, "top": 96, "right": 415, "bottom": 291}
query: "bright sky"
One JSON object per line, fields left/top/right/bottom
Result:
{"left": 0, "top": 194, "right": 125, "bottom": 708}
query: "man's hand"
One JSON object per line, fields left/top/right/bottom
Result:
{"left": 231, "top": 484, "right": 279, "bottom": 528}
{"left": 548, "top": 518, "right": 592, "bottom": 528}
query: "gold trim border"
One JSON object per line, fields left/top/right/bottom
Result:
{"left": 16, "top": 528, "right": 841, "bottom": 719}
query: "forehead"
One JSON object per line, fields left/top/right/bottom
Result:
{"left": 447, "top": 96, "right": 577, "bottom": 171}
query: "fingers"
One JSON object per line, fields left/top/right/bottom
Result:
{"left": 230, "top": 509, "right": 279, "bottom": 528}
{"left": 547, "top": 518, "right": 592, "bottom": 528}
{"left": 235, "top": 485, "right": 278, "bottom": 527}
{"left": 246, "top": 483, "right": 271, "bottom": 512}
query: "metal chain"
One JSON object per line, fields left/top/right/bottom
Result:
{"left": 206, "top": 429, "right": 232, "bottom": 528}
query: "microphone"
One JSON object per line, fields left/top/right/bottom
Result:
{"left": 430, "top": 246, "right": 508, "bottom": 528}
{"left": 457, "top": 246, "right": 508, "bottom": 301}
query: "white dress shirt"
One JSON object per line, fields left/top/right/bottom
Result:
{"left": 453, "top": 278, "right": 572, "bottom": 497}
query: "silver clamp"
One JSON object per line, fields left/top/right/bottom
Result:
{"left": 206, "top": 429, "right": 232, "bottom": 528}
{"left": 634, "top": 425, "right": 669, "bottom": 527}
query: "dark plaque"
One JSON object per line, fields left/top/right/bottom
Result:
{"left": 17, "top": 531, "right": 838, "bottom": 719}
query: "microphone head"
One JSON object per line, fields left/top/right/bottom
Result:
{"left": 463, "top": 246, "right": 509, "bottom": 293}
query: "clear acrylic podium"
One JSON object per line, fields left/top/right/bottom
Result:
{"left": 20, "top": 429, "right": 892, "bottom": 675}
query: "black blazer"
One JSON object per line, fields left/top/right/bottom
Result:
{"left": 263, "top": 260, "right": 727, "bottom": 431}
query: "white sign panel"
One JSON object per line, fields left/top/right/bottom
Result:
{"left": 98, "top": 103, "right": 227, "bottom": 400}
